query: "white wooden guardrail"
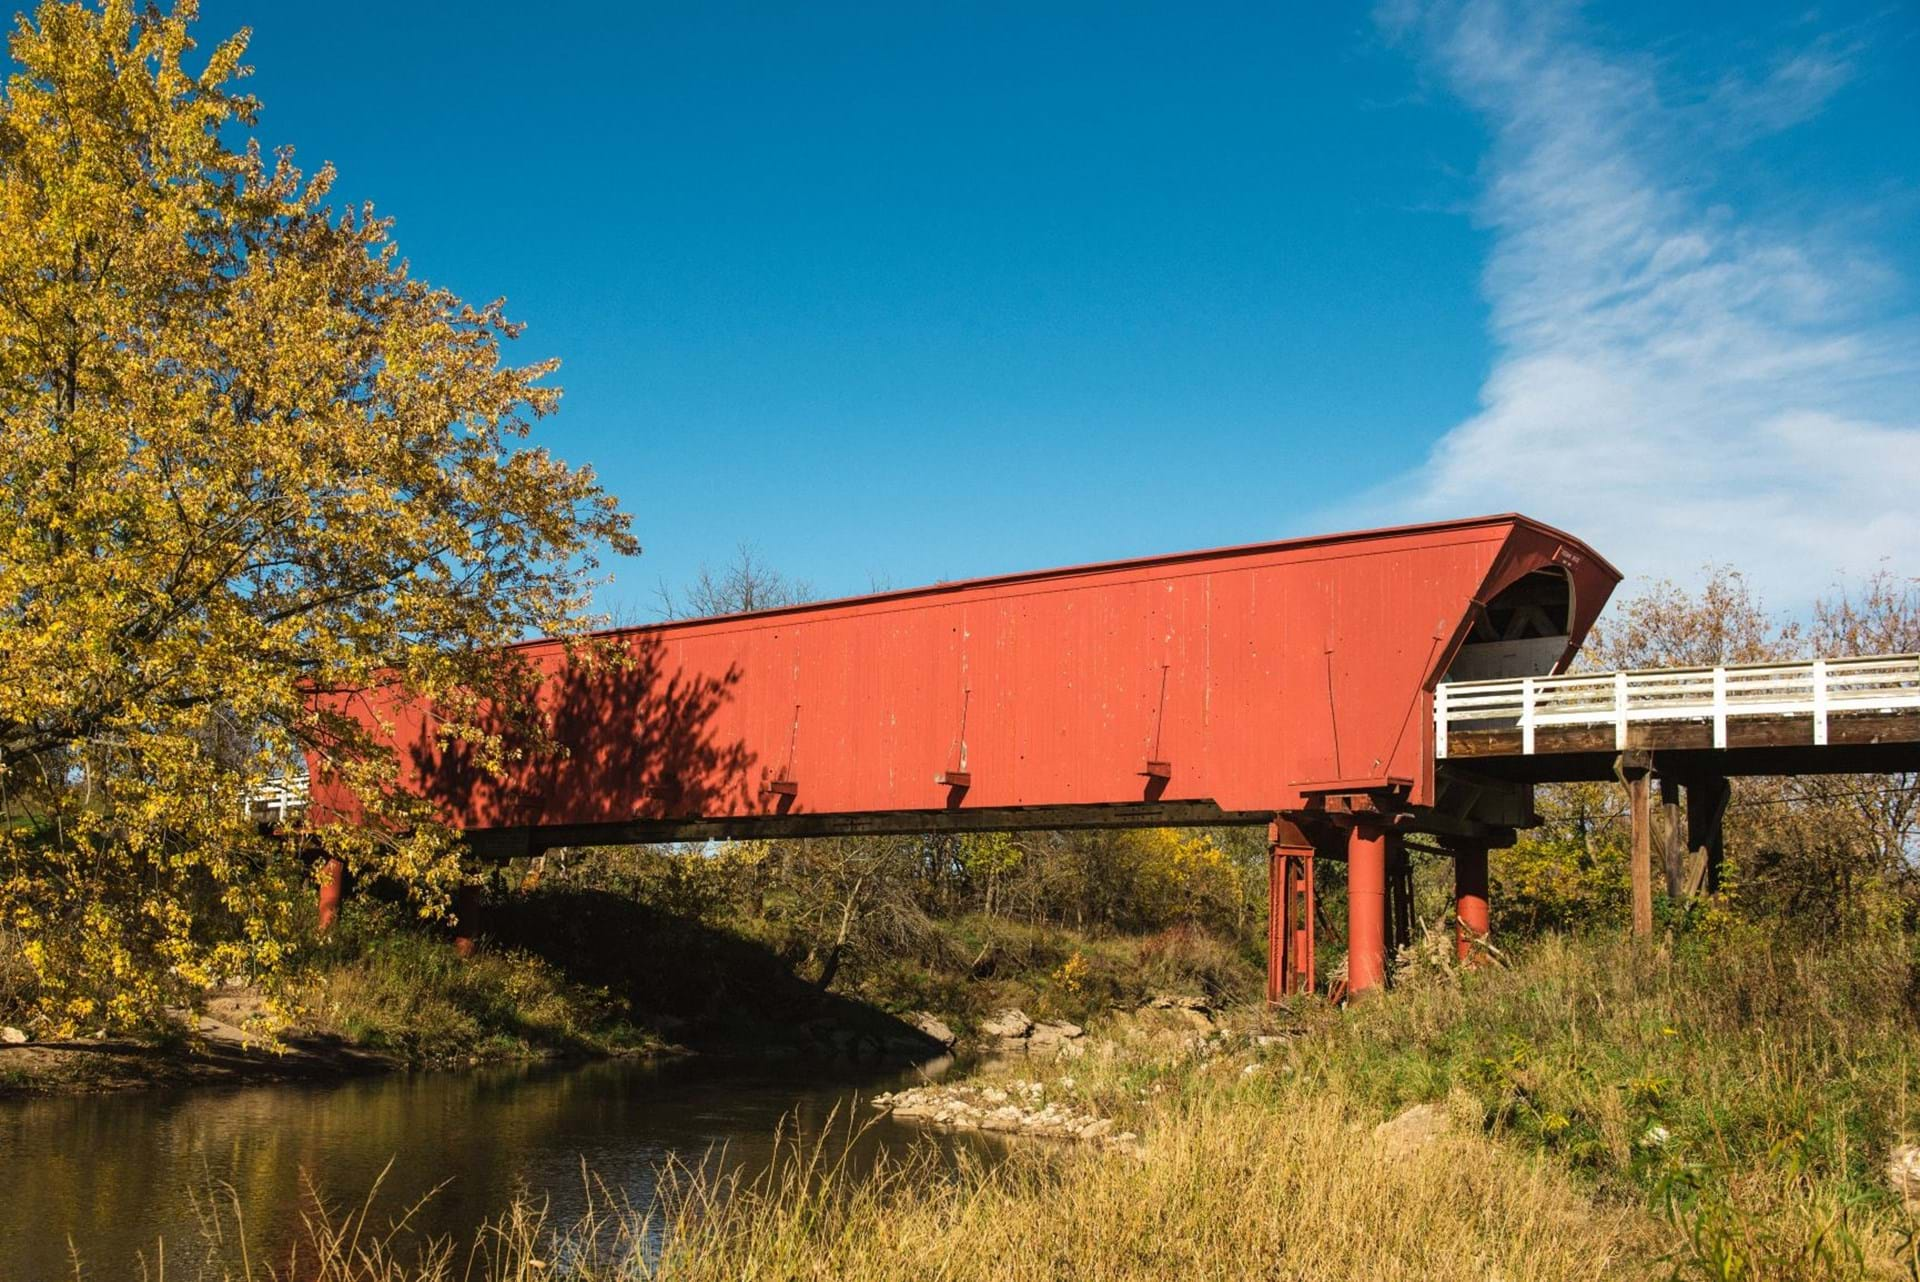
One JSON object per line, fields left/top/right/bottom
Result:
{"left": 246, "top": 771, "right": 310, "bottom": 822}
{"left": 1435, "top": 653, "right": 1920, "bottom": 759}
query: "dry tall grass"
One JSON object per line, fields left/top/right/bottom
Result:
{"left": 646, "top": 1082, "right": 1651, "bottom": 1282}
{"left": 156, "top": 1059, "right": 1655, "bottom": 1282}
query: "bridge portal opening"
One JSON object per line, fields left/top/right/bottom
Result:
{"left": 1444, "top": 566, "right": 1574, "bottom": 682}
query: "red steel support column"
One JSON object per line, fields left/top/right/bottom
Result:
{"left": 1346, "top": 825, "right": 1389, "bottom": 997}
{"left": 1267, "top": 820, "right": 1316, "bottom": 1001}
{"left": 1290, "top": 853, "right": 1315, "bottom": 996}
{"left": 1455, "top": 843, "right": 1490, "bottom": 962}
{"left": 317, "top": 855, "right": 346, "bottom": 932}
{"left": 452, "top": 882, "right": 484, "bottom": 959}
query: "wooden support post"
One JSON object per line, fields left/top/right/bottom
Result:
{"left": 1386, "top": 834, "right": 1414, "bottom": 960}
{"left": 1628, "top": 769, "right": 1653, "bottom": 937}
{"left": 1659, "top": 775, "right": 1686, "bottom": 900}
{"left": 1686, "top": 776, "right": 1731, "bottom": 895}
{"left": 317, "top": 854, "right": 346, "bottom": 932}
{"left": 1615, "top": 752, "right": 1654, "bottom": 938}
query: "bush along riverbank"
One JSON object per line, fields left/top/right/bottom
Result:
{"left": 0, "top": 882, "right": 1266, "bottom": 1096}
{"left": 0, "top": 824, "right": 1280, "bottom": 1095}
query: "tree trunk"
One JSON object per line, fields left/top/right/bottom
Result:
{"left": 815, "top": 876, "right": 863, "bottom": 990}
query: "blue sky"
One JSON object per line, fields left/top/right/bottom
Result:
{"left": 195, "top": 0, "right": 1918, "bottom": 614}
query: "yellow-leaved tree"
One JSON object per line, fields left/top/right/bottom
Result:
{"left": 0, "top": 1, "right": 635, "bottom": 1030}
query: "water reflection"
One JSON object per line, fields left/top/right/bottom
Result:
{"left": 0, "top": 1055, "right": 984, "bottom": 1281}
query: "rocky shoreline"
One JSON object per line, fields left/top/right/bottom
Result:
{"left": 973, "top": 1006, "right": 1088, "bottom": 1055}
{"left": 871, "top": 1076, "right": 1140, "bottom": 1151}
{"left": 864, "top": 997, "right": 1239, "bottom": 1153}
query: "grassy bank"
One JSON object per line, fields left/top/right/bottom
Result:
{"left": 1302, "top": 929, "right": 1920, "bottom": 1278}
{"left": 301, "top": 903, "right": 660, "bottom": 1065}
{"left": 0, "top": 887, "right": 1263, "bottom": 1093}
{"left": 121, "top": 929, "right": 1920, "bottom": 1280}
{"left": 19, "top": 899, "right": 1920, "bottom": 1278}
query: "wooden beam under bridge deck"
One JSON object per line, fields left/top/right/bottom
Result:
{"left": 461, "top": 800, "right": 1277, "bottom": 858}
{"left": 1444, "top": 740, "right": 1920, "bottom": 786}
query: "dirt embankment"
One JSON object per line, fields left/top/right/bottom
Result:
{"left": 0, "top": 981, "right": 944, "bottom": 1099}
{"left": 0, "top": 990, "right": 398, "bottom": 1096}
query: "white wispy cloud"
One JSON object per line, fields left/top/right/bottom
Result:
{"left": 1369, "top": 1, "right": 1920, "bottom": 598}
{"left": 1708, "top": 42, "right": 1858, "bottom": 138}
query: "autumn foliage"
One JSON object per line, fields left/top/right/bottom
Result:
{"left": 0, "top": 2, "right": 633, "bottom": 1030}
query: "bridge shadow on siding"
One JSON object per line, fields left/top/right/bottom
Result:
{"left": 415, "top": 632, "right": 759, "bottom": 831}
{"left": 402, "top": 636, "right": 935, "bottom": 1058}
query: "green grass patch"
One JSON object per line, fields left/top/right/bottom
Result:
{"left": 304, "top": 902, "right": 654, "bottom": 1065}
{"left": 1286, "top": 929, "right": 1920, "bottom": 1278}
{"left": 838, "top": 914, "right": 1264, "bottom": 1031}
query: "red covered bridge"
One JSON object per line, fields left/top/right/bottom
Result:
{"left": 311, "top": 514, "right": 1622, "bottom": 998}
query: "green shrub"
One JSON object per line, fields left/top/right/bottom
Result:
{"left": 306, "top": 901, "right": 643, "bottom": 1064}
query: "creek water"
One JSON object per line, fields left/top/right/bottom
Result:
{"left": 0, "top": 1053, "right": 989, "bottom": 1281}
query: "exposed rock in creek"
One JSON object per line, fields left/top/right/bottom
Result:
{"left": 979, "top": 1008, "right": 1033, "bottom": 1040}
{"left": 909, "top": 1012, "right": 956, "bottom": 1047}
{"left": 975, "top": 1008, "right": 1088, "bottom": 1056}
{"left": 872, "top": 1079, "right": 1138, "bottom": 1152}
{"left": 1028, "top": 1019, "right": 1083, "bottom": 1048}
{"left": 1, "top": 1026, "right": 27, "bottom": 1045}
